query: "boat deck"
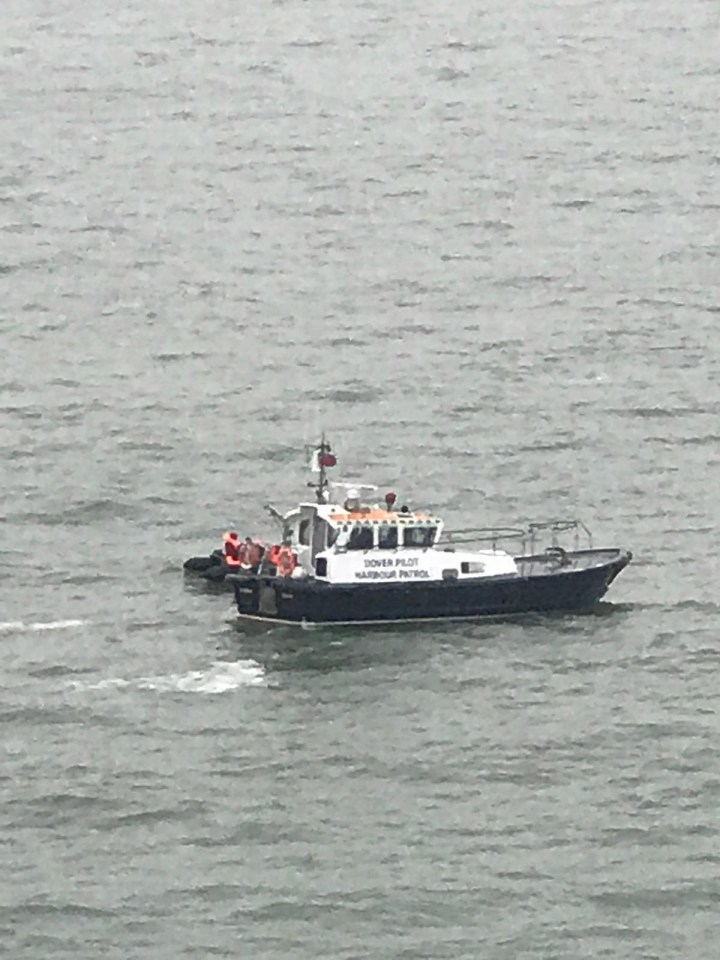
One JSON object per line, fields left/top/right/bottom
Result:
{"left": 514, "top": 547, "right": 630, "bottom": 579}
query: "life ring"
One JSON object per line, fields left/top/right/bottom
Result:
{"left": 276, "top": 546, "right": 297, "bottom": 577}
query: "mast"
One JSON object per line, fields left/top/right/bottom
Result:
{"left": 307, "top": 433, "right": 336, "bottom": 504}
{"left": 316, "top": 433, "right": 330, "bottom": 504}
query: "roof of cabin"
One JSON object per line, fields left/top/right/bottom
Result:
{"left": 308, "top": 503, "right": 441, "bottom": 525}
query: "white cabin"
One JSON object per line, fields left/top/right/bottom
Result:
{"left": 280, "top": 480, "right": 518, "bottom": 584}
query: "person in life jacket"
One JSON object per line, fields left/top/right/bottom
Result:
{"left": 236, "top": 536, "right": 263, "bottom": 571}
{"left": 223, "top": 531, "right": 242, "bottom": 568}
{"left": 275, "top": 542, "right": 297, "bottom": 577}
{"left": 267, "top": 543, "right": 282, "bottom": 571}
{"left": 244, "top": 537, "right": 264, "bottom": 571}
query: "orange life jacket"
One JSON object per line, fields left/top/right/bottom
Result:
{"left": 276, "top": 546, "right": 297, "bottom": 577}
{"left": 223, "top": 533, "right": 241, "bottom": 565}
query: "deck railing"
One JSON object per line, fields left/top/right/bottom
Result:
{"left": 441, "top": 518, "right": 593, "bottom": 555}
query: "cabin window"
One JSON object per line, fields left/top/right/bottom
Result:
{"left": 298, "top": 518, "right": 311, "bottom": 545}
{"left": 378, "top": 524, "right": 398, "bottom": 549}
{"left": 461, "top": 561, "right": 486, "bottom": 574}
{"left": 347, "top": 525, "right": 374, "bottom": 550}
{"left": 403, "top": 526, "right": 437, "bottom": 548}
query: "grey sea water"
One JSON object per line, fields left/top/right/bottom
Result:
{"left": 2, "top": 0, "right": 719, "bottom": 956}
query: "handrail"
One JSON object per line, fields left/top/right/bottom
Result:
{"left": 441, "top": 526, "right": 528, "bottom": 552}
{"left": 441, "top": 518, "right": 593, "bottom": 553}
{"left": 526, "top": 519, "right": 593, "bottom": 551}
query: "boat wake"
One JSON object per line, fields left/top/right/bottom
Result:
{"left": 0, "top": 618, "right": 86, "bottom": 634}
{"left": 79, "top": 659, "right": 267, "bottom": 694}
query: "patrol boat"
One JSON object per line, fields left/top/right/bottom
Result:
{"left": 224, "top": 439, "right": 631, "bottom": 626}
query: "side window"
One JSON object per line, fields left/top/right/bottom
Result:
{"left": 347, "top": 525, "right": 374, "bottom": 550}
{"left": 402, "top": 527, "right": 416, "bottom": 547}
{"left": 403, "top": 526, "right": 437, "bottom": 548}
{"left": 423, "top": 526, "right": 437, "bottom": 547}
{"left": 378, "top": 524, "right": 398, "bottom": 549}
{"left": 298, "top": 518, "right": 311, "bottom": 545}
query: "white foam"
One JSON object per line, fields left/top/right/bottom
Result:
{"left": 81, "top": 660, "right": 267, "bottom": 694}
{"left": 89, "top": 677, "right": 132, "bottom": 691}
{"left": 0, "top": 618, "right": 85, "bottom": 634}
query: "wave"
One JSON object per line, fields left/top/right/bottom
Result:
{"left": 79, "top": 660, "right": 267, "bottom": 694}
{"left": 0, "top": 618, "right": 85, "bottom": 634}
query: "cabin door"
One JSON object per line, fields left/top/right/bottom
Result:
{"left": 311, "top": 517, "right": 329, "bottom": 562}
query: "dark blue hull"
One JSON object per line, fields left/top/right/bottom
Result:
{"left": 232, "top": 549, "right": 631, "bottom": 625}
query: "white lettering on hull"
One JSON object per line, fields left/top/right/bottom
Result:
{"left": 355, "top": 569, "right": 398, "bottom": 580}
{"left": 354, "top": 556, "right": 431, "bottom": 581}
{"left": 362, "top": 556, "right": 421, "bottom": 569}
